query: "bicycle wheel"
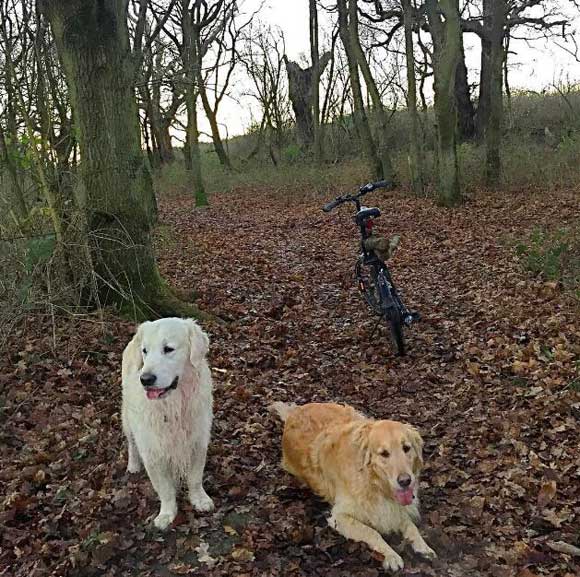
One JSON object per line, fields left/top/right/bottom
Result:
{"left": 356, "top": 259, "right": 406, "bottom": 356}
{"left": 386, "top": 305, "right": 405, "bottom": 356}
{"left": 355, "top": 257, "right": 382, "bottom": 315}
{"left": 377, "top": 269, "right": 406, "bottom": 356}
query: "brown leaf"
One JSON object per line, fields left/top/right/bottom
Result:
{"left": 231, "top": 547, "right": 255, "bottom": 562}
{"left": 537, "top": 480, "right": 557, "bottom": 508}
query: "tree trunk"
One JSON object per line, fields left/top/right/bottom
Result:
{"left": 484, "top": 0, "right": 505, "bottom": 187}
{"left": 157, "top": 119, "right": 175, "bottom": 164}
{"left": 145, "top": 88, "right": 176, "bottom": 166}
{"left": 348, "top": 0, "right": 395, "bottom": 182}
{"left": 337, "top": 0, "right": 383, "bottom": 179}
{"left": 182, "top": 0, "right": 208, "bottom": 206}
{"left": 310, "top": 0, "right": 322, "bottom": 161}
{"left": 185, "top": 89, "right": 207, "bottom": 206}
{"left": 426, "top": 0, "right": 462, "bottom": 206}
{"left": 0, "top": 126, "right": 29, "bottom": 233}
{"left": 455, "top": 38, "right": 476, "bottom": 141}
{"left": 284, "top": 58, "right": 314, "bottom": 149}
{"left": 401, "top": 0, "right": 424, "bottom": 195}
{"left": 197, "top": 69, "right": 232, "bottom": 170}
{"left": 43, "top": 0, "right": 184, "bottom": 316}
{"left": 284, "top": 54, "right": 331, "bottom": 153}
{"left": 476, "top": 36, "right": 492, "bottom": 140}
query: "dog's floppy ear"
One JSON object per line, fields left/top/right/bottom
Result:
{"left": 122, "top": 323, "right": 146, "bottom": 378}
{"left": 406, "top": 424, "right": 424, "bottom": 471}
{"left": 186, "top": 319, "right": 209, "bottom": 367}
{"left": 353, "top": 422, "right": 373, "bottom": 468}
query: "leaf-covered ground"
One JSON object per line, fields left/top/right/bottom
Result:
{"left": 1, "top": 186, "right": 579, "bottom": 577}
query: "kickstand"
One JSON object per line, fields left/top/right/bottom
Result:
{"left": 369, "top": 315, "right": 383, "bottom": 341}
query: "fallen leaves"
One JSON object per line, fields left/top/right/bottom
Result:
{"left": 1, "top": 186, "right": 579, "bottom": 577}
{"left": 537, "top": 480, "right": 557, "bottom": 509}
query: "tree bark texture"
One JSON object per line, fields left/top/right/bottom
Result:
{"left": 347, "top": 0, "right": 395, "bottom": 182}
{"left": 337, "top": 0, "right": 383, "bottom": 179}
{"left": 284, "top": 53, "right": 331, "bottom": 151}
{"left": 483, "top": 0, "right": 505, "bottom": 186}
{"left": 196, "top": 64, "right": 232, "bottom": 170}
{"left": 401, "top": 0, "right": 424, "bottom": 195}
{"left": 309, "top": 0, "right": 321, "bottom": 161}
{"left": 44, "top": 0, "right": 173, "bottom": 314}
{"left": 455, "top": 38, "right": 475, "bottom": 141}
{"left": 426, "top": 0, "right": 462, "bottom": 206}
{"left": 182, "top": 0, "right": 208, "bottom": 206}
{"left": 0, "top": 126, "right": 29, "bottom": 232}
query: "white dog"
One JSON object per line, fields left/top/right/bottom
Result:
{"left": 121, "top": 317, "right": 214, "bottom": 529}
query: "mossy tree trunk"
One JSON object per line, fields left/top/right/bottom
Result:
{"left": 310, "top": 0, "right": 322, "bottom": 162}
{"left": 402, "top": 0, "right": 424, "bottom": 195}
{"left": 483, "top": 0, "right": 505, "bottom": 187}
{"left": 43, "top": 0, "right": 185, "bottom": 316}
{"left": 181, "top": 0, "right": 208, "bottom": 207}
{"left": 455, "top": 38, "right": 476, "bottom": 142}
{"left": 426, "top": 0, "right": 462, "bottom": 206}
{"left": 0, "top": 126, "right": 29, "bottom": 233}
{"left": 337, "top": 0, "right": 383, "bottom": 179}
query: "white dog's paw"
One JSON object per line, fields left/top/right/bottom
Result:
{"left": 126, "top": 460, "right": 142, "bottom": 474}
{"left": 413, "top": 541, "right": 437, "bottom": 560}
{"left": 153, "top": 510, "right": 177, "bottom": 530}
{"left": 382, "top": 552, "right": 404, "bottom": 572}
{"left": 189, "top": 491, "right": 214, "bottom": 513}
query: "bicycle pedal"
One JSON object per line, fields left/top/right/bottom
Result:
{"left": 404, "top": 312, "right": 421, "bottom": 326}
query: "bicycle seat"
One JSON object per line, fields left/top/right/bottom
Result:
{"left": 355, "top": 206, "right": 381, "bottom": 225}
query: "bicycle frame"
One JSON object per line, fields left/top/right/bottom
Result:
{"left": 322, "top": 180, "right": 419, "bottom": 355}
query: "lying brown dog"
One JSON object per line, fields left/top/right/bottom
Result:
{"left": 271, "top": 402, "right": 436, "bottom": 572}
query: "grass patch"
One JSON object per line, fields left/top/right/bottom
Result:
{"left": 154, "top": 134, "right": 580, "bottom": 201}
{"left": 515, "top": 226, "right": 580, "bottom": 297}
{"left": 154, "top": 154, "right": 374, "bottom": 197}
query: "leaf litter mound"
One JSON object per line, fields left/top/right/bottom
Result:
{"left": 0, "top": 186, "right": 578, "bottom": 577}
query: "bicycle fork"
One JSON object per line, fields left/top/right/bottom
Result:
{"left": 377, "top": 269, "right": 418, "bottom": 327}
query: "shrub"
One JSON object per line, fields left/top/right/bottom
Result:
{"left": 516, "top": 226, "right": 580, "bottom": 298}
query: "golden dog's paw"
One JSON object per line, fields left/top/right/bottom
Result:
{"left": 190, "top": 491, "right": 214, "bottom": 513}
{"left": 382, "top": 552, "right": 404, "bottom": 572}
{"left": 413, "top": 541, "right": 437, "bottom": 560}
{"left": 153, "top": 511, "right": 176, "bottom": 530}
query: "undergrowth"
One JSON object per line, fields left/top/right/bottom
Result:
{"left": 516, "top": 226, "right": 580, "bottom": 299}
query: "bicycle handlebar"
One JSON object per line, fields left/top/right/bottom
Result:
{"left": 322, "top": 198, "right": 341, "bottom": 212}
{"left": 359, "top": 180, "right": 391, "bottom": 194}
{"left": 322, "top": 180, "right": 393, "bottom": 212}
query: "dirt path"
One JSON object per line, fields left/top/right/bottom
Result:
{"left": 1, "top": 187, "right": 578, "bottom": 577}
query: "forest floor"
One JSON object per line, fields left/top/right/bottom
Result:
{"left": 1, "top": 185, "right": 579, "bottom": 577}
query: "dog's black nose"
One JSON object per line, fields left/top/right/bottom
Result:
{"left": 397, "top": 474, "right": 412, "bottom": 488}
{"left": 140, "top": 373, "right": 157, "bottom": 387}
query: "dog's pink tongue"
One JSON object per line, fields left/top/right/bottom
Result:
{"left": 146, "top": 389, "right": 164, "bottom": 400}
{"left": 395, "top": 487, "right": 414, "bottom": 506}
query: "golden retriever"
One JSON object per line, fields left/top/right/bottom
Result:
{"left": 271, "top": 402, "right": 436, "bottom": 571}
{"left": 122, "top": 318, "right": 214, "bottom": 530}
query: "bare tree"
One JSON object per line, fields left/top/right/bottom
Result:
{"left": 461, "top": 0, "right": 572, "bottom": 185}
{"left": 180, "top": 0, "right": 208, "bottom": 204}
{"left": 401, "top": 0, "right": 424, "bottom": 194}
{"left": 337, "top": 0, "right": 384, "bottom": 179}
{"left": 240, "top": 22, "right": 290, "bottom": 164}
{"left": 426, "top": 0, "right": 462, "bottom": 205}
{"left": 310, "top": 0, "right": 322, "bottom": 160}
{"left": 139, "top": 31, "right": 182, "bottom": 166}
{"left": 283, "top": 52, "right": 331, "bottom": 151}
{"left": 42, "top": 0, "right": 185, "bottom": 314}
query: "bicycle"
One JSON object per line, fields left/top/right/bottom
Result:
{"left": 322, "top": 180, "right": 419, "bottom": 356}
